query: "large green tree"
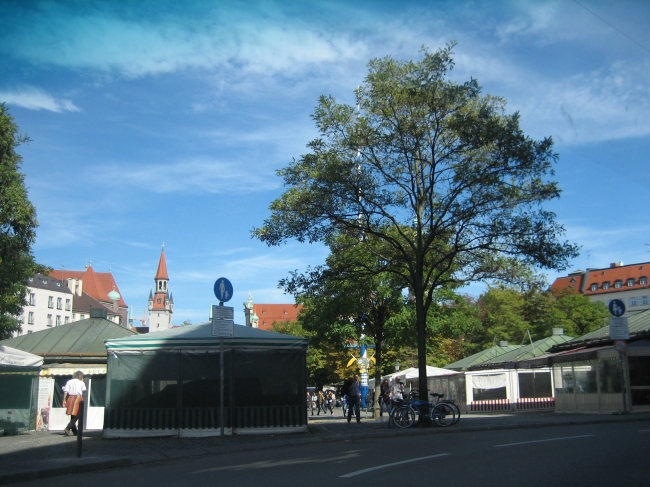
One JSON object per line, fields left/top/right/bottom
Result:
{"left": 253, "top": 44, "right": 578, "bottom": 402}
{"left": 0, "top": 104, "right": 47, "bottom": 339}
{"left": 281, "top": 233, "right": 407, "bottom": 408}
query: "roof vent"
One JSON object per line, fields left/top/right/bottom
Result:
{"left": 610, "top": 262, "right": 624, "bottom": 268}
{"left": 499, "top": 341, "right": 508, "bottom": 347}
{"left": 552, "top": 328, "right": 564, "bottom": 336}
{"left": 89, "top": 308, "right": 108, "bottom": 319}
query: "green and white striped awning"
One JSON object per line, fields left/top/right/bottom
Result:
{"left": 105, "top": 322, "right": 307, "bottom": 352}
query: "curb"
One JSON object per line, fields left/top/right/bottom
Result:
{"left": 2, "top": 413, "right": 648, "bottom": 485}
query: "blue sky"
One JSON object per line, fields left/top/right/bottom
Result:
{"left": 1, "top": 0, "right": 649, "bottom": 326}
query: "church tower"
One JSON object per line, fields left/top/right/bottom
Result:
{"left": 148, "top": 246, "right": 174, "bottom": 332}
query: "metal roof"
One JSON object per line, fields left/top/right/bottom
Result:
{"left": 469, "top": 333, "right": 575, "bottom": 369}
{"left": 0, "top": 318, "right": 137, "bottom": 360}
{"left": 444, "top": 344, "right": 521, "bottom": 371}
{"left": 550, "top": 308, "right": 650, "bottom": 352}
{"left": 105, "top": 321, "right": 308, "bottom": 351}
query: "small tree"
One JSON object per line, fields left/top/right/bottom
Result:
{"left": 0, "top": 104, "right": 48, "bottom": 339}
{"left": 254, "top": 44, "right": 578, "bottom": 402}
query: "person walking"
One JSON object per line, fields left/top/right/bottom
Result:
{"left": 379, "top": 378, "right": 391, "bottom": 416}
{"left": 326, "top": 390, "right": 334, "bottom": 415}
{"left": 347, "top": 375, "right": 361, "bottom": 423}
{"left": 390, "top": 375, "right": 405, "bottom": 411}
{"left": 62, "top": 371, "right": 86, "bottom": 436}
{"left": 310, "top": 392, "right": 318, "bottom": 415}
{"left": 317, "top": 390, "right": 326, "bottom": 415}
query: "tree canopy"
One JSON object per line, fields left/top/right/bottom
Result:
{"left": 253, "top": 44, "right": 578, "bottom": 401}
{"left": 0, "top": 104, "right": 47, "bottom": 339}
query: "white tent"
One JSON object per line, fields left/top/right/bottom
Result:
{"left": 369, "top": 366, "right": 457, "bottom": 388}
{"left": 0, "top": 345, "right": 43, "bottom": 368}
{"left": 0, "top": 346, "right": 43, "bottom": 432}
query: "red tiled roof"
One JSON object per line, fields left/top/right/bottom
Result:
{"left": 52, "top": 267, "right": 128, "bottom": 308}
{"left": 583, "top": 263, "right": 650, "bottom": 295}
{"left": 253, "top": 303, "right": 303, "bottom": 331}
{"left": 155, "top": 250, "right": 169, "bottom": 280}
{"left": 550, "top": 275, "right": 583, "bottom": 293}
{"left": 151, "top": 293, "right": 168, "bottom": 310}
{"left": 551, "top": 263, "right": 650, "bottom": 296}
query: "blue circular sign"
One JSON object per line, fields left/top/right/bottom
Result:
{"left": 214, "top": 277, "right": 233, "bottom": 303}
{"left": 608, "top": 299, "right": 626, "bottom": 317}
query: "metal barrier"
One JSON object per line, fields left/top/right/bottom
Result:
{"left": 234, "top": 405, "right": 305, "bottom": 429}
{"left": 105, "top": 408, "right": 178, "bottom": 430}
{"left": 515, "top": 397, "right": 555, "bottom": 410}
{"left": 181, "top": 407, "right": 230, "bottom": 429}
{"left": 467, "top": 399, "right": 511, "bottom": 412}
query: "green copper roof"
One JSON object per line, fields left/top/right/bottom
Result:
{"left": 0, "top": 318, "right": 137, "bottom": 359}
{"left": 444, "top": 344, "right": 521, "bottom": 371}
{"left": 105, "top": 321, "right": 307, "bottom": 351}
{"left": 476, "top": 333, "right": 575, "bottom": 367}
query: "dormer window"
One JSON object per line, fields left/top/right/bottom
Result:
{"left": 614, "top": 280, "right": 622, "bottom": 289}
{"left": 627, "top": 279, "right": 635, "bottom": 287}
{"left": 603, "top": 282, "right": 610, "bottom": 290}
{"left": 640, "top": 277, "right": 648, "bottom": 286}
{"left": 590, "top": 284, "right": 598, "bottom": 291}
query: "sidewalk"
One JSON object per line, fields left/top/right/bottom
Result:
{"left": 2, "top": 410, "right": 649, "bottom": 485}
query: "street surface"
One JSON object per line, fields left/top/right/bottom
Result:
{"left": 15, "top": 421, "right": 649, "bottom": 487}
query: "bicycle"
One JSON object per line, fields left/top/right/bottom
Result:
{"left": 430, "top": 392, "right": 461, "bottom": 425}
{"left": 388, "top": 391, "right": 456, "bottom": 428}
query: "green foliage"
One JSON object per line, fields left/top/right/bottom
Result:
{"left": 180, "top": 319, "right": 192, "bottom": 326}
{"left": 254, "top": 44, "right": 578, "bottom": 399}
{"left": 472, "top": 283, "right": 609, "bottom": 351}
{"left": 272, "top": 320, "right": 349, "bottom": 387}
{"left": 0, "top": 104, "right": 48, "bottom": 340}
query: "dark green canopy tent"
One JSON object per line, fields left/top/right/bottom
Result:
{"left": 104, "top": 322, "right": 308, "bottom": 437}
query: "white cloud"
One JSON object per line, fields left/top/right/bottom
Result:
{"left": 95, "top": 157, "right": 281, "bottom": 194}
{"left": 0, "top": 86, "right": 80, "bottom": 112}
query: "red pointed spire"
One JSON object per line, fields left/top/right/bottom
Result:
{"left": 155, "top": 246, "right": 169, "bottom": 280}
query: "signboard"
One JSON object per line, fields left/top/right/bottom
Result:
{"left": 614, "top": 340, "right": 627, "bottom": 352}
{"left": 214, "top": 277, "right": 233, "bottom": 303}
{"left": 609, "top": 316, "right": 630, "bottom": 340}
{"left": 608, "top": 299, "right": 626, "bottom": 317}
{"left": 211, "top": 305, "right": 234, "bottom": 337}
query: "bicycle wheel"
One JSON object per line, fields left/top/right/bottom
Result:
{"left": 432, "top": 403, "right": 456, "bottom": 427}
{"left": 441, "top": 401, "right": 461, "bottom": 424}
{"left": 391, "top": 405, "right": 416, "bottom": 429}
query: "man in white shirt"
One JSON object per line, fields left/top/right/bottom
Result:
{"left": 62, "top": 371, "right": 86, "bottom": 436}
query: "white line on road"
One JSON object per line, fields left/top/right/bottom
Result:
{"left": 495, "top": 435, "right": 594, "bottom": 448}
{"left": 639, "top": 430, "right": 650, "bottom": 432}
{"left": 340, "top": 453, "right": 450, "bottom": 478}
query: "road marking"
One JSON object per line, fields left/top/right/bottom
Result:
{"left": 340, "top": 453, "right": 450, "bottom": 478}
{"left": 639, "top": 429, "right": 650, "bottom": 432}
{"left": 495, "top": 435, "right": 594, "bottom": 448}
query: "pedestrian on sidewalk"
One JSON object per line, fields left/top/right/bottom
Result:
{"left": 379, "top": 378, "right": 391, "bottom": 416}
{"left": 62, "top": 371, "right": 86, "bottom": 436}
{"left": 326, "top": 390, "right": 334, "bottom": 415}
{"left": 390, "top": 375, "right": 405, "bottom": 411}
{"left": 346, "top": 375, "right": 361, "bottom": 423}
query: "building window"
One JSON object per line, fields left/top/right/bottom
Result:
{"left": 27, "top": 331, "right": 32, "bottom": 334}
{"left": 65, "top": 316, "right": 69, "bottom": 324}
{"left": 56, "top": 315, "right": 61, "bottom": 326}
{"left": 603, "top": 282, "right": 610, "bottom": 290}
{"left": 29, "top": 293, "right": 35, "bottom": 305}
{"left": 80, "top": 314, "right": 85, "bottom": 319}
{"left": 65, "top": 299, "right": 71, "bottom": 311}
{"left": 614, "top": 280, "right": 622, "bottom": 289}
{"left": 28, "top": 312, "right": 34, "bottom": 324}
{"left": 47, "top": 314, "right": 53, "bottom": 326}
{"left": 627, "top": 279, "right": 635, "bottom": 287}
{"left": 641, "top": 277, "right": 648, "bottom": 286}
{"left": 590, "top": 284, "right": 598, "bottom": 291}
{"left": 48, "top": 296, "right": 54, "bottom": 308}
{"left": 72, "top": 313, "right": 76, "bottom": 320}
{"left": 56, "top": 297, "right": 63, "bottom": 309}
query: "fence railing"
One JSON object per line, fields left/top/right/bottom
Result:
{"left": 234, "top": 405, "right": 305, "bottom": 429}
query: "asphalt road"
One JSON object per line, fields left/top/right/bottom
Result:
{"left": 17, "top": 421, "right": 650, "bottom": 487}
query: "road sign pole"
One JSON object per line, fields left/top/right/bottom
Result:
{"left": 619, "top": 350, "right": 628, "bottom": 414}
{"left": 220, "top": 334, "right": 225, "bottom": 437}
